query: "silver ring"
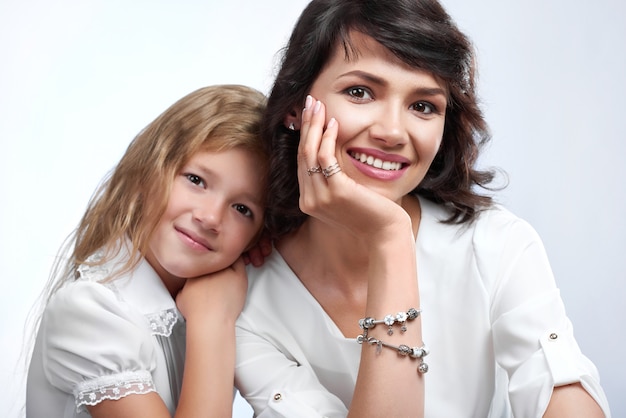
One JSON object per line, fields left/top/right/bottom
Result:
{"left": 322, "top": 162, "right": 341, "bottom": 178}
{"left": 306, "top": 166, "right": 322, "bottom": 176}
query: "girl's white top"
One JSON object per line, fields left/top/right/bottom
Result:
{"left": 235, "top": 197, "right": 611, "bottom": 417}
{"left": 26, "top": 252, "right": 185, "bottom": 417}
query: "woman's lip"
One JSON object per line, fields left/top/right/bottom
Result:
{"left": 348, "top": 147, "right": 411, "bottom": 164}
{"left": 176, "top": 227, "right": 213, "bottom": 251}
{"left": 348, "top": 153, "right": 409, "bottom": 181}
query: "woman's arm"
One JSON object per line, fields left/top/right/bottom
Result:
{"left": 349, "top": 220, "right": 423, "bottom": 417}
{"left": 298, "top": 97, "right": 424, "bottom": 417}
{"left": 544, "top": 383, "right": 605, "bottom": 418}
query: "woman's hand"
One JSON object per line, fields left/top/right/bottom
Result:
{"left": 297, "top": 95, "right": 411, "bottom": 241}
{"left": 175, "top": 257, "right": 248, "bottom": 323}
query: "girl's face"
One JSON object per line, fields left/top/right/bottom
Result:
{"left": 307, "top": 32, "right": 447, "bottom": 204}
{"left": 146, "top": 148, "right": 265, "bottom": 291}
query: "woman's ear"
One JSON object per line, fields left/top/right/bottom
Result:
{"left": 283, "top": 107, "right": 301, "bottom": 131}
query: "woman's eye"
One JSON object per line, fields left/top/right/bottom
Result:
{"left": 346, "top": 87, "right": 372, "bottom": 100}
{"left": 411, "top": 101, "right": 435, "bottom": 114}
{"left": 234, "top": 204, "right": 253, "bottom": 218}
{"left": 185, "top": 174, "right": 204, "bottom": 187}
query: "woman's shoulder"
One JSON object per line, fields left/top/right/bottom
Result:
{"left": 419, "top": 196, "right": 542, "bottom": 251}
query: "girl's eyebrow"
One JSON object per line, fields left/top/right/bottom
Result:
{"left": 337, "top": 70, "right": 447, "bottom": 97}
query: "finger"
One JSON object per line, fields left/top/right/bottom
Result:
{"left": 245, "top": 246, "right": 265, "bottom": 267}
{"left": 299, "top": 97, "right": 329, "bottom": 185}
{"left": 318, "top": 117, "right": 339, "bottom": 172}
{"left": 299, "top": 97, "right": 326, "bottom": 167}
{"left": 297, "top": 95, "right": 315, "bottom": 167}
{"left": 298, "top": 95, "right": 314, "bottom": 146}
{"left": 259, "top": 234, "right": 273, "bottom": 256}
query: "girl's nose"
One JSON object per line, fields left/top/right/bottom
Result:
{"left": 193, "top": 200, "right": 224, "bottom": 232}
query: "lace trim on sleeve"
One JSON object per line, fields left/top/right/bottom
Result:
{"left": 74, "top": 370, "right": 155, "bottom": 411}
{"left": 146, "top": 308, "right": 179, "bottom": 337}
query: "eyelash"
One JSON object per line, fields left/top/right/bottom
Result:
{"left": 185, "top": 173, "right": 204, "bottom": 187}
{"left": 234, "top": 204, "right": 253, "bottom": 218}
{"left": 343, "top": 86, "right": 439, "bottom": 115}
{"left": 184, "top": 173, "right": 254, "bottom": 219}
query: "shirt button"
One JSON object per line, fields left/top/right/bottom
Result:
{"left": 549, "top": 333, "right": 558, "bottom": 340}
{"left": 273, "top": 393, "right": 283, "bottom": 402}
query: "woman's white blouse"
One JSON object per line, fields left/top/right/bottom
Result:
{"left": 26, "top": 255, "right": 186, "bottom": 417}
{"left": 235, "top": 197, "right": 611, "bottom": 417}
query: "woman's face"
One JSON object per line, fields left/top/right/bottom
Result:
{"left": 307, "top": 32, "right": 447, "bottom": 204}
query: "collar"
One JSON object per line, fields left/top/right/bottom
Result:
{"left": 78, "top": 248, "right": 180, "bottom": 337}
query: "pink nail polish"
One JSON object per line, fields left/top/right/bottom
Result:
{"left": 327, "top": 118, "right": 336, "bottom": 128}
{"left": 304, "top": 95, "right": 313, "bottom": 110}
{"left": 313, "top": 100, "right": 321, "bottom": 113}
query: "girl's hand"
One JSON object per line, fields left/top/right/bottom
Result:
{"left": 242, "top": 232, "right": 272, "bottom": 267}
{"left": 297, "top": 95, "right": 411, "bottom": 241}
{"left": 175, "top": 257, "right": 248, "bottom": 323}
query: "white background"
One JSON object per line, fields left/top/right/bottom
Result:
{"left": 1, "top": 0, "right": 624, "bottom": 416}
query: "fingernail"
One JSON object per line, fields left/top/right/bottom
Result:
{"left": 313, "top": 100, "right": 321, "bottom": 114}
{"left": 327, "top": 118, "right": 336, "bottom": 128}
{"left": 304, "top": 95, "right": 313, "bottom": 110}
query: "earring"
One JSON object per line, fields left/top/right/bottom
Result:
{"left": 288, "top": 123, "right": 295, "bottom": 131}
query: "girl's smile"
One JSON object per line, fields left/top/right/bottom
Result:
{"left": 146, "top": 148, "right": 265, "bottom": 295}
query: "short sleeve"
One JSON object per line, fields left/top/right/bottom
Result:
{"left": 40, "top": 281, "right": 157, "bottom": 410}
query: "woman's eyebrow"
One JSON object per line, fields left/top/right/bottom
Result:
{"left": 338, "top": 70, "right": 387, "bottom": 86}
{"left": 337, "top": 70, "right": 446, "bottom": 97}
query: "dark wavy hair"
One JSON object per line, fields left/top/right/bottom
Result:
{"left": 264, "top": 0, "right": 499, "bottom": 237}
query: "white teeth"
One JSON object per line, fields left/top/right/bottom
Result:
{"left": 351, "top": 152, "right": 402, "bottom": 171}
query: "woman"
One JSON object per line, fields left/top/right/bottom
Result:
{"left": 234, "top": 0, "right": 610, "bottom": 417}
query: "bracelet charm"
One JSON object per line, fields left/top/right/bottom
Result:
{"left": 359, "top": 308, "right": 421, "bottom": 335}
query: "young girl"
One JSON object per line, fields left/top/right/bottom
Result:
{"left": 26, "top": 84, "right": 268, "bottom": 417}
{"left": 234, "top": 0, "right": 610, "bottom": 417}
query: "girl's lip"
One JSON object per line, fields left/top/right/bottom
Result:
{"left": 175, "top": 226, "right": 213, "bottom": 251}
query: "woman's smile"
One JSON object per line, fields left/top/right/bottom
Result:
{"left": 308, "top": 31, "right": 447, "bottom": 200}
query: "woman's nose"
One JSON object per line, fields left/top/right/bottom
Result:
{"left": 368, "top": 102, "right": 409, "bottom": 147}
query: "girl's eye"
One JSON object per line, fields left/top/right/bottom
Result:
{"left": 345, "top": 87, "right": 372, "bottom": 101}
{"left": 233, "top": 204, "right": 253, "bottom": 218}
{"left": 185, "top": 173, "right": 204, "bottom": 187}
{"left": 411, "top": 101, "right": 436, "bottom": 114}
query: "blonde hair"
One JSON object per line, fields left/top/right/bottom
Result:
{"left": 49, "top": 84, "right": 267, "bottom": 296}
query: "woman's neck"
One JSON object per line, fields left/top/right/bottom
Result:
{"left": 274, "top": 195, "right": 421, "bottom": 337}
{"left": 276, "top": 195, "right": 421, "bottom": 292}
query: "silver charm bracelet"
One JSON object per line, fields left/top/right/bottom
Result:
{"left": 356, "top": 334, "right": 430, "bottom": 373}
{"left": 359, "top": 308, "right": 421, "bottom": 335}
